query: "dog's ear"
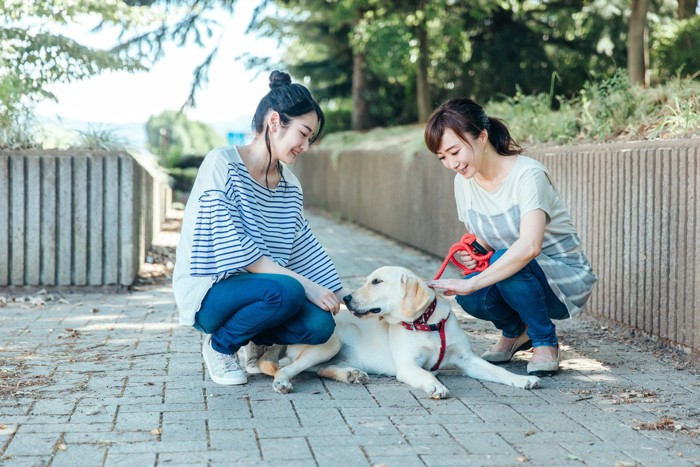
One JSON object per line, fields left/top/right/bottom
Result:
{"left": 401, "top": 275, "right": 432, "bottom": 321}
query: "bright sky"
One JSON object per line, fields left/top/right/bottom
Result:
{"left": 35, "top": 1, "right": 281, "bottom": 126}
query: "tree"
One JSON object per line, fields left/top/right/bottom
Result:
{"left": 146, "top": 110, "right": 225, "bottom": 167}
{"left": 628, "top": 0, "right": 651, "bottom": 86}
{"left": 1, "top": 0, "right": 238, "bottom": 146}
{"left": 679, "top": 0, "right": 698, "bottom": 19}
{"left": 0, "top": 1, "right": 145, "bottom": 135}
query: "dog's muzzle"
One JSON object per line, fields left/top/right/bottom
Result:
{"left": 344, "top": 295, "right": 381, "bottom": 316}
{"left": 350, "top": 308, "right": 382, "bottom": 317}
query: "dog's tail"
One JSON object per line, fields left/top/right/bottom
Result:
{"left": 258, "top": 360, "right": 279, "bottom": 377}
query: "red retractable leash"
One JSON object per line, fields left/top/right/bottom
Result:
{"left": 402, "top": 234, "right": 493, "bottom": 371}
{"left": 433, "top": 233, "right": 493, "bottom": 280}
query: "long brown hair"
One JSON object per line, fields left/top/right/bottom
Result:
{"left": 424, "top": 98, "right": 523, "bottom": 156}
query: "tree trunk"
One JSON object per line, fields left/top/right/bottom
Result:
{"left": 628, "top": 0, "right": 650, "bottom": 86}
{"left": 678, "top": 0, "right": 698, "bottom": 19}
{"left": 351, "top": 51, "right": 373, "bottom": 130}
{"left": 415, "top": 0, "right": 431, "bottom": 123}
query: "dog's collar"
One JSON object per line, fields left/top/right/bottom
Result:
{"left": 401, "top": 297, "right": 438, "bottom": 331}
{"left": 401, "top": 298, "right": 447, "bottom": 371}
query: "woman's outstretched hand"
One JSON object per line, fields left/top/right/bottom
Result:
{"left": 305, "top": 282, "right": 342, "bottom": 314}
{"left": 427, "top": 278, "right": 476, "bottom": 296}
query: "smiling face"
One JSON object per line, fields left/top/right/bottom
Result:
{"left": 436, "top": 128, "right": 487, "bottom": 179}
{"left": 269, "top": 110, "right": 319, "bottom": 165}
{"left": 343, "top": 266, "right": 433, "bottom": 323}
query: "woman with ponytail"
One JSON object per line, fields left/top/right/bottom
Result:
{"left": 173, "top": 71, "right": 348, "bottom": 385}
{"left": 424, "top": 98, "right": 596, "bottom": 376}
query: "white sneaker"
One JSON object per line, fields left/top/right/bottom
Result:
{"left": 202, "top": 336, "right": 247, "bottom": 385}
{"left": 239, "top": 342, "right": 270, "bottom": 374}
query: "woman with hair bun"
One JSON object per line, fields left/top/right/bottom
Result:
{"left": 173, "top": 71, "right": 347, "bottom": 385}
{"left": 425, "top": 98, "right": 597, "bottom": 376}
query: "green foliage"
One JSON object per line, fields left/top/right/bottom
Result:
{"left": 487, "top": 74, "right": 700, "bottom": 145}
{"left": 652, "top": 15, "right": 700, "bottom": 79}
{"left": 324, "top": 75, "right": 700, "bottom": 152}
{"left": 76, "top": 126, "right": 129, "bottom": 151}
{"left": 1, "top": 0, "right": 237, "bottom": 148}
{"left": 146, "top": 110, "right": 225, "bottom": 168}
{"left": 0, "top": 1, "right": 149, "bottom": 143}
{"left": 0, "top": 110, "right": 39, "bottom": 149}
{"left": 487, "top": 91, "right": 579, "bottom": 145}
{"left": 252, "top": 0, "right": 639, "bottom": 128}
{"left": 321, "top": 99, "right": 352, "bottom": 134}
{"left": 577, "top": 69, "right": 637, "bottom": 139}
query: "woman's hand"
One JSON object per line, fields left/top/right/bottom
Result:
{"left": 426, "top": 278, "right": 477, "bottom": 296}
{"left": 453, "top": 251, "right": 477, "bottom": 270}
{"left": 334, "top": 288, "right": 352, "bottom": 304}
{"left": 304, "top": 282, "right": 342, "bottom": 314}
{"left": 246, "top": 256, "right": 342, "bottom": 313}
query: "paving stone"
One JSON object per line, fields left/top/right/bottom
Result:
{"left": 3, "top": 432, "right": 59, "bottom": 457}
{"left": 207, "top": 428, "right": 259, "bottom": 453}
{"left": 365, "top": 454, "right": 425, "bottom": 466}
{"left": 306, "top": 434, "right": 405, "bottom": 448}
{"left": 50, "top": 444, "right": 106, "bottom": 466}
{"left": 258, "top": 437, "right": 314, "bottom": 461}
{"left": 159, "top": 420, "right": 207, "bottom": 443}
{"left": 313, "top": 445, "right": 367, "bottom": 467}
{"left": 113, "top": 412, "right": 161, "bottom": 432}
{"left": 103, "top": 452, "right": 156, "bottom": 466}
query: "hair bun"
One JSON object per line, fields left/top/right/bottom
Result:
{"left": 269, "top": 70, "right": 292, "bottom": 89}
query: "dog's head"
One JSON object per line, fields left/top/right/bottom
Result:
{"left": 343, "top": 266, "right": 434, "bottom": 323}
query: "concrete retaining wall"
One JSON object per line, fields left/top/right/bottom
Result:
{"left": 292, "top": 138, "right": 699, "bottom": 352}
{"left": 0, "top": 150, "right": 172, "bottom": 287}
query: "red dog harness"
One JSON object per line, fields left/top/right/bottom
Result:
{"left": 401, "top": 234, "right": 493, "bottom": 371}
{"left": 400, "top": 298, "right": 447, "bottom": 371}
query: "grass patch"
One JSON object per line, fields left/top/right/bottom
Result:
{"left": 321, "top": 74, "right": 700, "bottom": 152}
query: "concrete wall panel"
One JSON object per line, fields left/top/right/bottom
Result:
{"left": 0, "top": 150, "right": 171, "bottom": 288}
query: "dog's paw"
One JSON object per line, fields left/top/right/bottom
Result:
{"left": 517, "top": 376, "right": 541, "bottom": 390}
{"left": 347, "top": 369, "right": 369, "bottom": 385}
{"left": 272, "top": 379, "right": 294, "bottom": 394}
{"left": 427, "top": 384, "right": 449, "bottom": 399}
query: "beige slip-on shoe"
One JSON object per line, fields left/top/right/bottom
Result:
{"left": 481, "top": 330, "right": 532, "bottom": 364}
{"left": 527, "top": 346, "right": 560, "bottom": 376}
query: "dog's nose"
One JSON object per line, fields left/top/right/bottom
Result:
{"left": 343, "top": 294, "right": 352, "bottom": 305}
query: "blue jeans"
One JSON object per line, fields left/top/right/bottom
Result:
{"left": 194, "top": 273, "right": 335, "bottom": 355}
{"left": 455, "top": 249, "right": 569, "bottom": 347}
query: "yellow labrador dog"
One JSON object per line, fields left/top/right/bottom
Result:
{"left": 257, "top": 266, "right": 540, "bottom": 398}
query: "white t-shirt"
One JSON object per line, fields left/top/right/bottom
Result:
{"left": 454, "top": 155, "right": 597, "bottom": 317}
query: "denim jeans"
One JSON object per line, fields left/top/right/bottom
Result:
{"left": 193, "top": 273, "right": 336, "bottom": 355}
{"left": 455, "top": 249, "right": 569, "bottom": 347}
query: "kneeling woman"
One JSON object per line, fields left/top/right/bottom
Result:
{"left": 173, "top": 71, "right": 346, "bottom": 385}
{"left": 425, "top": 98, "right": 597, "bottom": 376}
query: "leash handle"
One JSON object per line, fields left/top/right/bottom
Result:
{"left": 433, "top": 233, "right": 493, "bottom": 280}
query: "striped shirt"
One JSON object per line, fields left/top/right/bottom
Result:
{"left": 173, "top": 146, "right": 342, "bottom": 325}
{"left": 454, "top": 156, "right": 597, "bottom": 317}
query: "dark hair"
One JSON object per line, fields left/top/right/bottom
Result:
{"left": 251, "top": 71, "right": 325, "bottom": 188}
{"left": 424, "top": 98, "right": 523, "bottom": 156}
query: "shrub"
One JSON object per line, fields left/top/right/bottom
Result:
{"left": 652, "top": 16, "right": 700, "bottom": 79}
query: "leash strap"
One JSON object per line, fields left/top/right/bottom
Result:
{"left": 433, "top": 233, "right": 493, "bottom": 280}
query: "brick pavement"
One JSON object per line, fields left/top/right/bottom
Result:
{"left": 1, "top": 211, "right": 699, "bottom": 466}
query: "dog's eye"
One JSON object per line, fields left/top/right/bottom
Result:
{"left": 371, "top": 278, "right": 382, "bottom": 285}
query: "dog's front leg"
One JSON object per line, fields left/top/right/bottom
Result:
{"left": 456, "top": 354, "right": 540, "bottom": 389}
{"left": 272, "top": 333, "right": 342, "bottom": 394}
{"left": 395, "top": 362, "right": 449, "bottom": 399}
